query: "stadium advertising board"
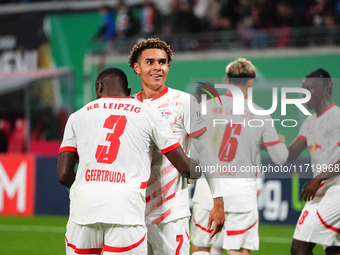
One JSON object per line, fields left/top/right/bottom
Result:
{"left": 0, "top": 154, "right": 35, "bottom": 216}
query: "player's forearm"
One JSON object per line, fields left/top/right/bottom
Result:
{"left": 267, "top": 143, "right": 288, "bottom": 165}
{"left": 204, "top": 176, "right": 224, "bottom": 198}
{"left": 57, "top": 151, "right": 78, "bottom": 188}
{"left": 58, "top": 171, "right": 76, "bottom": 188}
{"left": 165, "top": 147, "right": 201, "bottom": 179}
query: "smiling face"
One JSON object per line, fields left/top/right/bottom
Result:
{"left": 133, "top": 48, "right": 170, "bottom": 92}
{"left": 302, "top": 78, "right": 327, "bottom": 110}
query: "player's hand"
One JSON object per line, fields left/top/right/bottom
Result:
{"left": 300, "top": 178, "right": 323, "bottom": 201}
{"left": 207, "top": 197, "right": 225, "bottom": 238}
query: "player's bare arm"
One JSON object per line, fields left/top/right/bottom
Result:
{"left": 300, "top": 159, "right": 340, "bottom": 201}
{"left": 287, "top": 137, "right": 307, "bottom": 161}
{"left": 57, "top": 151, "right": 78, "bottom": 188}
{"left": 164, "top": 147, "right": 201, "bottom": 179}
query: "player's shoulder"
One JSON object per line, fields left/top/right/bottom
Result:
{"left": 329, "top": 104, "right": 340, "bottom": 114}
{"left": 167, "top": 87, "right": 189, "bottom": 97}
{"left": 168, "top": 87, "right": 198, "bottom": 101}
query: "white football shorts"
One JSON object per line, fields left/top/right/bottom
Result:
{"left": 191, "top": 202, "right": 259, "bottom": 251}
{"left": 293, "top": 184, "right": 340, "bottom": 248}
{"left": 65, "top": 220, "right": 147, "bottom": 255}
{"left": 147, "top": 217, "right": 190, "bottom": 255}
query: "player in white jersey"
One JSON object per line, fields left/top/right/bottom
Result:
{"left": 287, "top": 69, "right": 340, "bottom": 255}
{"left": 57, "top": 67, "right": 201, "bottom": 255}
{"left": 128, "top": 38, "right": 225, "bottom": 255}
{"left": 191, "top": 58, "right": 288, "bottom": 255}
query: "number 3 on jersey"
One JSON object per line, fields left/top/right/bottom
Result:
{"left": 95, "top": 115, "right": 127, "bottom": 164}
{"left": 218, "top": 123, "right": 242, "bottom": 162}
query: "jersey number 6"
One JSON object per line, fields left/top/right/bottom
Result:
{"left": 218, "top": 123, "right": 242, "bottom": 162}
{"left": 95, "top": 115, "right": 127, "bottom": 164}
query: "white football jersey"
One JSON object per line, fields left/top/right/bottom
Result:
{"left": 135, "top": 87, "right": 206, "bottom": 224}
{"left": 59, "top": 96, "right": 180, "bottom": 225}
{"left": 193, "top": 94, "right": 284, "bottom": 212}
{"left": 298, "top": 104, "right": 340, "bottom": 194}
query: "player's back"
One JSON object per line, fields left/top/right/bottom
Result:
{"left": 205, "top": 94, "right": 279, "bottom": 170}
{"left": 200, "top": 94, "right": 282, "bottom": 212}
{"left": 61, "top": 96, "right": 178, "bottom": 225}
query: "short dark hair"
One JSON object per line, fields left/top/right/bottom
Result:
{"left": 96, "top": 67, "right": 128, "bottom": 91}
{"left": 306, "top": 68, "right": 332, "bottom": 85}
{"left": 128, "top": 38, "right": 173, "bottom": 73}
{"left": 305, "top": 68, "right": 333, "bottom": 98}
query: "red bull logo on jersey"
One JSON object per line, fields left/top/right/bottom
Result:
{"left": 159, "top": 109, "right": 171, "bottom": 119}
{"left": 308, "top": 142, "right": 322, "bottom": 155}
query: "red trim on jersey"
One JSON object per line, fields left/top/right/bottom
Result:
{"left": 65, "top": 236, "right": 102, "bottom": 254}
{"left": 185, "top": 230, "right": 190, "bottom": 240}
{"left": 263, "top": 140, "right": 281, "bottom": 147}
{"left": 136, "top": 86, "right": 169, "bottom": 102}
{"left": 151, "top": 208, "right": 172, "bottom": 224}
{"left": 193, "top": 217, "right": 213, "bottom": 233}
{"left": 102, "top": 95, "right": 133, "bottom": 99}
{"left": 152, "top": 86, "right": 168, "bottom": 100}
{"left": 297, "top": 135, "right": 307, "bottom": 141}
{"left": 317, "top": 210, "right": 340, "bottom": 233}
{"left": 223, "top": 92, "right": 247, "bottom": 99}
{"left": 161, "top": 142, "right": 181, "bottom": 154}
{"left": 104, "top": 234, "right": 146, "bottom": 253}
{"left": 226, "top": 220, "right": 258, "bottom": 236}
{"left": 319, "top": 182, "right": 325, "bottom": 189}
{"left": 59, "top": 146, "right": 77, "bottom": 154}
{"left": 136, "top": 90, "right": 143, "bottom": 102}
{"left": 140, "top": 181, "right": 148, "bottom": 189}
{"left": 188, "top": 127, "right": 207, "bottom": 138}
{"left": 320, "top": 103, "right": 336, "bottom": 117}
{"left": 146, "top": 192, "right": 176, "bottom": 217}
{"left": 337, "top": 142, "right": 340, "bottom": 146}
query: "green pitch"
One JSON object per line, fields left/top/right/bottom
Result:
{"left": 0, "top": 215, "right": 324, "bottom": 255}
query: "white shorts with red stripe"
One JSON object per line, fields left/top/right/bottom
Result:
{"left": 293, "top": 184, "right": 340, "bottom": 247}
{"left": 65, "top": 220, "right": 147, "bottom": 255}
{"left": 147, "top": 217, "right": 190, "bottom": 255}
{"left": 191, "top": 203, "right": 259, "bottom": 251}
{"left": 190, "top": 203, "right": 217, "bottom": 248}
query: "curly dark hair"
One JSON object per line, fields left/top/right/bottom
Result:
{"left": 128, "top": 38, "right": 173, "bottom": 73}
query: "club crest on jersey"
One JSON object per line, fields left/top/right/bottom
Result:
{"left": 159, "top": 109, "right": 171, "bottom": 119}
{"left": 308, "top": 141, "right": 322, "bottom": 155}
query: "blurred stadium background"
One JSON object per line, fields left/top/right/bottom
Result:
{"left": 0, "top": 0, "right": 339, "bottom": 254}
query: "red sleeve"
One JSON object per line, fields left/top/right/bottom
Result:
{"left": 263, "top": 140, "right": 281, "bottom": 147}
{"left": 297, "top": 135, "right": 307, "bottom": 141}
{"left": 161, "top": 142, "right": 181, "bottom": 154}
{"left": 188, "top": 127, "right": 207, "bottom": 138}
{"left": 59, "top": 146, "right": 77, "bottom": 154}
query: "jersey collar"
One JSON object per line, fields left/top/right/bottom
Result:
{"left": 102, "top": 95, "right": 133, "bottom": 99}
{"left": 319, "top": 103, "right": 335, "bottom": 117}
{"left": 224, "top": 92, "right": 248, "bottom": 99}
{"left": 136, "top": 86, "right": 168, "bottom": 102}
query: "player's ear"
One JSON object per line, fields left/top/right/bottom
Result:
{"left": 248, "top": 78, "right": 255, "bottom": 88}
{"left": 95, "top": 81, "right": 104, "bottom": 99}
{"left": 134, "top": 63, "right": 141, "bottom": 75}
